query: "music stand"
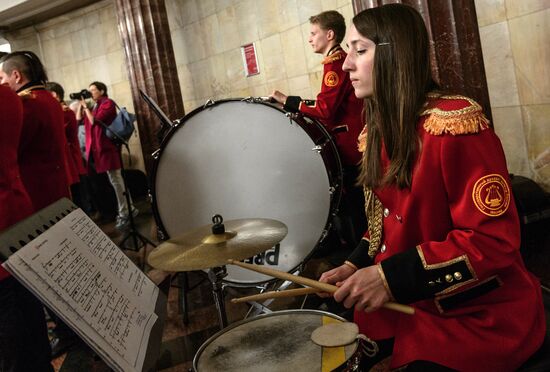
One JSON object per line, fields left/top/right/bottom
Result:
{"left": 139, "top": 89, "right": 174, "bottom": 134}
{"left": 0, "top": 198, "right": 167, "bottom": 372}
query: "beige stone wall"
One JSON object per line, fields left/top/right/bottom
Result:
{"left": 166, "top": 0, "right": 354, "bottom": 112}
{"left": 4, "top": 0, "right": 145, "bottom": 173}
{"left": 476, "top": 0, "right": 550, "bottom": 190}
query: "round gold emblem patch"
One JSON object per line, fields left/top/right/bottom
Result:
{"left": 472, "top": 174, "right": 510, "bottom": 217}
{"left": 324, "top": 71, "right": 339, "bottom": 87}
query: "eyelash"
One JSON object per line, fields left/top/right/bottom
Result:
{"left": 356, "top": 49, "right": 366, "bottom": 55}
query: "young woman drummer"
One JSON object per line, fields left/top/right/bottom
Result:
{"left": 319, "top": 4, "right": 546, "bottom": 371}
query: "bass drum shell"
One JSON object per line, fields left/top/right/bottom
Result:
{"left": 151, "top": 100, "right": 342, "bottom": 285}
{"left": 193, "top": 309, "right": 358, "bottom": 371}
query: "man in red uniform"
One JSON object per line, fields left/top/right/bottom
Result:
{"left": 0, "top": 51, "right": 70, "bottom": 211}
{"left": 0, "top": 84, "right": 53, "bottom": 371}
{"left": 271, "top": 10, "right": 366, "bottom": 256}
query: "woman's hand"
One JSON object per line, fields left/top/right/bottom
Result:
{"left": 333, "top": 265, "right": 391, "bottom": 313}
{"left": 318, "top": 264, "right": 356, "bottom": 298}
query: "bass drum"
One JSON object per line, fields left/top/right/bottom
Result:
{"left": 151, "top": 99, "right": 342, "bottom": 285}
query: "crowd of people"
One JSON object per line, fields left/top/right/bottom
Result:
{"left": 0, "top": 50, "right": 136, "bottom": 370}
{"left": 0, "top": 3, "right": 546, "bottom": 371}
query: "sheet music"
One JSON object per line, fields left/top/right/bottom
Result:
{"left": 5, "top": 256, "right": 134, "bottom": 372}
{"left": 3, "top": 209, "right": 158, "bottom": 372}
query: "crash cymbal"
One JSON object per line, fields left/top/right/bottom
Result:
{"left": 147, "top": 218, "right": 287, "bottom": 271}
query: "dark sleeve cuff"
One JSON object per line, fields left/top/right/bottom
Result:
{"left": 347, "top": 239, "right": 373, "bottom": 269}
{"left": 283, "top": 96, "right": 301, "bottom": 113}
{"left": 380, "top": 247, "right": 474, "bottom": 304}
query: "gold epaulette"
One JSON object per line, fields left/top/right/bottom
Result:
{"left": 421, "top": 92, "right": 490, "bottom": 136}
{"left": 322, "top": 50, "right": 344, "bottom": 65}
{"left": 17, "top": 85, "right": 45, "bottom": 100}
{"left": 17, "top": 88, "right": 36, "bottom": 100}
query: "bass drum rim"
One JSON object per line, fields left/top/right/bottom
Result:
{"left": 150, "top": 98, "right": 343, "bottom": 285}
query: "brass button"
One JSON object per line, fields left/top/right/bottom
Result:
{"left": 453, "top": 272, "right": 462, "bottom": 280}
{"left": 445, "top": 274, "right": 453, "bottom": 283}
{"left": 380, "top": 244, "right": 386, "bottom": 253}
{"left": 383, "top": 208, "right": 390, "bottom": 217}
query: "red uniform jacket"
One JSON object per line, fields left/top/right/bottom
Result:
{"left": 84, "top": 96, "right": 121, "bottom": 173}
{"left": 0, "top": 86, "right": 34, "bottom": 281}
{"left": 349, "top": 94, "right": 545, "bottom": 371}
{"left": 17, "top": 84, "right": 70, "bottom": 211}
{"left": 63, "top": 105, "right": 86, "bottom": 184}
{"left": 284, "top": 46, "right": 364, "bottom": 167}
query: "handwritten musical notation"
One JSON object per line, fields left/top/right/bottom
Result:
{"left": 4, "top": 209, "right": 158, "bottom": 372}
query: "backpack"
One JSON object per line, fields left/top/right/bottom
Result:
{"left": 106, "top": 103, "right": 136, "bottom": 143}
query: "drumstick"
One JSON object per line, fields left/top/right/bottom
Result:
{"left": 231, "top": 287, "right": 319, "bottom": 304}
{"left": 227, "top": 259, "right": 415, "bottom": 315}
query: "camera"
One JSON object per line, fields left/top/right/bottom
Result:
{"left": 69, "top": 89, "right": 92, "bottom": 100}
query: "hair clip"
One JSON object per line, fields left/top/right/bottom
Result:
{"left": 377, "top": 42, "right": 390, "bottom": 46}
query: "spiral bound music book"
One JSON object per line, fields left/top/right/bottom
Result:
{"left": 0, "top": 198, "right": 165, "bottom": 372}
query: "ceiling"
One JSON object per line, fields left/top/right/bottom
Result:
{"left": 0, "top": 0, "right": 95, "bottom": 35}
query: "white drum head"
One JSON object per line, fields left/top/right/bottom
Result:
{"left": 153, "top": 101, "right": 336, "bottom": 284}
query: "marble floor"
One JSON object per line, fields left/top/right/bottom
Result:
{"left": 50, "top": 198, "right": 550, "bottom": 372}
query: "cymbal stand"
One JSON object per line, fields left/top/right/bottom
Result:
{"left": 208, "top": 265, "right": 229, "bottom": 329}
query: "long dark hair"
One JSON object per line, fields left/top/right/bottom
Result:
{"left": 355, "top": 4, "right": 436, "bottom": 189}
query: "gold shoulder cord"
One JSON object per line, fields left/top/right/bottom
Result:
{"left": 364, "top": 186, "right": 383, "bottom": 257}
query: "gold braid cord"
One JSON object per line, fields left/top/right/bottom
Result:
{"left": 364, "top": 187, "right": 383, "bottom": 257}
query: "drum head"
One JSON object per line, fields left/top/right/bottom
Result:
{"left": 153, "top": 101, "right": 338, "bottom": 284}
{"left": 193, "top": 310, "right": 357, "bottom": 371}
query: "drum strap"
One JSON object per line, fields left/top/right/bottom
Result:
{"left": 364, "top": 187, "right": 383, "bottom": 257}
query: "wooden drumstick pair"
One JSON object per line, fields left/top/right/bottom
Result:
{"left": 228, "top": 260, "right": 415, "bottom": 315}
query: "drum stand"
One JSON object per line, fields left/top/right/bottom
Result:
{"left": 208, "top": 266, "right": 229, "bottom": 329}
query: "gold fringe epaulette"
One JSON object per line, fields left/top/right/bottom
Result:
{"left": 421, "top": 93, "right": 490, "bottom": 136}
{"left": 322, "top": 50, "right": 344, "bottom": 65}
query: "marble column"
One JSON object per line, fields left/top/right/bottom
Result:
{"left": 114, "top": 0, "right": 184, "bottom": 174}
{"left": 352, "top": 0, "right": 492, "bottom": 120}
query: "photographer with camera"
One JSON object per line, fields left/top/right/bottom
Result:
{"left": 76, "top": 82, "right": 137, "bottom": 230}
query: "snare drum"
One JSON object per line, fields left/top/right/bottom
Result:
{"left": 193, "top": 310, "right": 357, "bottom": 371}
{"left": 151, "top": 99, "right": 342, "bottom": 285}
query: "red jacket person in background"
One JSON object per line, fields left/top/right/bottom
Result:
{"left": 79, "top": 81, "right": 137, "bottom": 230}
{"left": 271, "top": 10, "right": 366, "bottom": 258}
{"left": 0, "top": 51, "right": 69, "bottom": 212}
{"left": 319, "top": 4, "right": 546, "bottom": 371}
{"left": 0, "top": 74, "right": 53, "bottom": 370}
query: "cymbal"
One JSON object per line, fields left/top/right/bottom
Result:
{"left": 147, "top": 218, "right": 288, "bottom": 271}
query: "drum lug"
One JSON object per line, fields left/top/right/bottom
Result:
{"left": 152, "top": 148, "right": 160, "bottom": 159}
{"left": 329, "top": 186, "right": 336, "bottom": 195}
{"left": 319, "top": 229, "right": 329, "bottom": 242}
{"left": 203, "top": 99, "right": 216, "bottom": 108}
{"left": 173, "top": 118, "right": 182, "bottom": 127}
{"left": 312, "top": 145, "right": 323, "bottom": 153}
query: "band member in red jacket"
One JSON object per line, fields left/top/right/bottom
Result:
{"left": 0, "top": 51, "right": 70, "bottom": 211}
{"left": 0, "top": 83, "right": 53, "bottom": 371}
{"left": 319, "top": 5, "right": 545, "bottom": 371}
{"left": 271, "top": 10, "right": 366, "bottom": 255}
